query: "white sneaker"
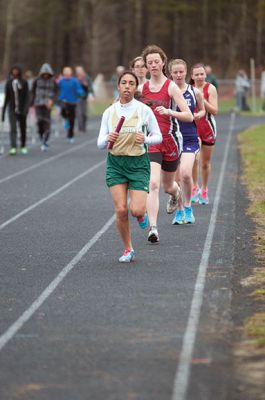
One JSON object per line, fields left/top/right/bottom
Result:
{"left": 166, "top": 186, "right": 181, "bottom": 214}
{"left": 148, "top": 226, "right": 159, "bottom": 243}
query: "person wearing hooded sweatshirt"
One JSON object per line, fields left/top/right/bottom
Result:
{"left": 1, "top": 65, "right": 29, "bottom": 155}
{"left": 31, "top": 63, "right": 58, "bottom": 151}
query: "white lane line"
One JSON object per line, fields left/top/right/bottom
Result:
{"left": 172, "top": 112, "right": 236, "bottom": 400}
{"left": 0, "top": 137, "right": 97, "bottom": 184}
{"left": 0, "top": 214, "right": 116, "bottom": 352}
{"left": 0, "top": 159, "right": 105, "bottom": 231}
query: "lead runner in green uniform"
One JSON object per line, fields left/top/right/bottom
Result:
{"left": 97, "top": 71, "right": 162, "bottom": 263}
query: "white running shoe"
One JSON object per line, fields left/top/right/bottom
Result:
{"left": 166, "top": 186, "right": 181, "bottom": 214}
{"left": 148, "top": 226, "right": 159, "bottom": 243}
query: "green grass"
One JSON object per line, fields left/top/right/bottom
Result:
{"left": 219, "top": 97, "right": 265, "bottom": 114}
{"left": 89, "top": 99, "right": 112, "bottom": 117}
{"left": 246, "top": 314, "right": 265, "bottom": 347}
{"left": 239, "top": 125, "right": 265, "bottom": 347}
{"left": 239, "top": 126, "right": 265, "bottom": 188}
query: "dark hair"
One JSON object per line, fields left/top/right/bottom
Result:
{"left": 118, "top": 70, "right": 139, "bottom": 87}
{"left": 189, "top": 63, "right": 205, "bottom": 85}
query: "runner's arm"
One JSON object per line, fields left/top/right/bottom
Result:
{"left": 204, "top": 84, "right": 218, "bottom": 115}
{"left": 97, "top": 109, "right": 115, "bottom": 149}
{"left": 144, "top": 107, "right": 162, "bottom": 145}
{"left": 169, "top": 82, "right": 193, "bottom": 122}
{"left": 193, "top": 88, "right": 206, "bottom": 120}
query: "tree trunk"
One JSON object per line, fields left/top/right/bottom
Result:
{"left": 2, "top": 0, "right": 16, "bottom": 76}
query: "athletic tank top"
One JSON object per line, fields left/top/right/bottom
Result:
{"left": 142, "top": 79, "right": 180, "bottom": 139}
{"left": 176, "top": 84, "right": 197, "bottom": 140}
{"left": 109, "top": 107, "right": 146, "bottom": 156}
{"left": 193, "top": 82, "right": 216, "bottom": 137}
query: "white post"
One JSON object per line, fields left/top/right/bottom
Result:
{"left": 250, "top": 58, "right": 256, "bottom": 113}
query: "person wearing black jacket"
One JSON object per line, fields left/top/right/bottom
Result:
{"left": 1, "top": 65, "right": 29, "bottom": 155}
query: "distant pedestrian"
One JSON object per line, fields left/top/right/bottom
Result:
{"left": 110, "top": 65, "right": 125, "bottom": 100}
{"left": 97, "top": 71, "right": 162, "bottom": 262}
{"left": 25, "top": 70, "right": 34, "bottom": 91}
{"left": 234, "top": 69, "right": 250, "bottom": 111}
{"left": 1, "top": 64, "right": 29, "bottom": 155}
{"left": 260, "top": 68, "right": 265, "bottom": 111}
{"left": 31, "top": 63, "right": 58, "bottom": 151}
{"left": 58, "top": 66, "right": 84, "bottom": 143}
{"left": 205, "top": 65, "right": 218, "bottom": 91}
{"left": 75, "top": 65, "right": 94, "bottom": 133}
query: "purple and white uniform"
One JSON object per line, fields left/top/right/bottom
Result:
{"left": 176, "top": 85, "right": 199, "bottom": 154}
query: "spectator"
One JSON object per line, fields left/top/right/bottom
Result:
{"left": 75, "top": 65, "right": 94, "bottom": 133}
{"left": 25, "top": 70, "right": 34, "bottom": 91}
{"left": 235, "top": 69, "right": 250, "bottom": 111}
{"left": 31, "top": 63, "right": 58, "bottom": 151}
{"left": 205, "top": 65, "right": 219, "bottom": 91}
{"left": 110, "top": 65, "right": 125, "bottom": 100}
{"left": 260, "top": 68, "right": 265, "bottom": 111}
{"left": 1, "top": 64, "right": 29, "bottom": 155}
{"left": 58, "top": 66, "right": 84, "bottom": 143}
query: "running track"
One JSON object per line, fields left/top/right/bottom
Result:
{"left": 0, "top": 114, "right": 264, "bottom": 400}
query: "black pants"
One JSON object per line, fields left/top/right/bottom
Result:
{"left": 36, "top": 106, "right": 51, "bottom": 144}
{"left": 8, "top": 108, "right": 27, "bottom": 148}
{"left": 61, "top": 102, "right": 76, "bottom": 138}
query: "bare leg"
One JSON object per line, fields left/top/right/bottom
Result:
{"left": 129, "top": 190, "right": 148, "bottom": 219}
{"left": 180, "top": 152, "right": 196, "bottom": 207}
{"left": 162, "top": 170, "right": 179, "bottom": 197}
{"left": 147, "top": 162, "right": 161, "bottom": 227}
{"left": 110, "top": 184, "right": 133, "bottom": 250}
{"left": 200, "top": 144, "right": 215, "bottom": 190}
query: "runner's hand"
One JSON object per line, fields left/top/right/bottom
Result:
{"left": 135, "top": 132, "right": 145, "bottom": 144}
{"left": 155, "top": 106, "right": 168, "bottom": 115}
{"left": 107, "top": 131, "right": 119, "bottom": 144}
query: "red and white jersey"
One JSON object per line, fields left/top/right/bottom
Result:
{"left": 141, "top": 79, "right": 182, "bottom": 153}
{"left": 194, "top": 82, "right": 217, "bottom": 144}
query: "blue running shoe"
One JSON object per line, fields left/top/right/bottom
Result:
{"left": 172, "top": 209, "right": 185, "bottom": 225}
{"left": 191, "top": 186, "right": 200, "bottom": 203}
{"left": 137, "top": 213, "right": 148, "bottom": 229}
{"left": 184, "top": 206, "right": 195, "bottom": 224}
{"left": 67, "top": 138, "right": 74, "bottom": 144}
{"left": 119, "top": 249, "right": 135, "bottom": 263}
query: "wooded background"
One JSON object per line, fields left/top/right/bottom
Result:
{"left": 1, "top": 0, "right": 265, "bottom": 79}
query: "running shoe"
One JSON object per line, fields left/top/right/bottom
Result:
{"left": 137, "top": 212, "right": 148, "bottom": 229}
{"left": 148, "top": 226, "right": 159, "bottom": 243}
{"left": 172, "top": 209, "right": 185, "bottom": 225}
{"left": 199, "top": 188, "right": 209, "bottom": 205}
{"left": 41, "top": 143, "right": 49, "bottom": 152}
{"left": 191, "top": 186, "right": 200, "bottom": 203}
{"left": 67, "top": 138, "right": 74, "bottom": 144}
{"left": 20, "top": 147, "right": 28, "bottom": 155}
{"left": 166, "top": 186, "right": 181, "bottom": 214}
{"left": 184, "top": 206, "right": 195, "bottom": 224}
{"left": 9, "top": 148, "right": 17, "bottom": 155}
{"left": 119, "top": 249, "right": 135, "bottom": 263}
